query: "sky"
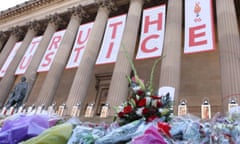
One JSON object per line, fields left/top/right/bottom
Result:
{"left": 0, "top": 0, "right": 29, "bottom": 11}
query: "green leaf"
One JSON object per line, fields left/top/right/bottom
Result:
{"left": 147, "top": 56, "right": 164, "bottom": 93}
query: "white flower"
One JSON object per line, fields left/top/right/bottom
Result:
{"left": 132, "top": 85, "right": 141, "bottom": 92}
{"left": 117, "top": 104, "right": 125, "bottom": 113}
{"left": 136, "top": 107, "right": 144, "bottom": 116}
{"left": 152, "top": 100, "right": 157, "bottom": 107}
{"left": 146, "top": 97, "right": 152, "bottom": 106}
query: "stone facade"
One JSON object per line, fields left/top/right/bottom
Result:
{"left": 0, "top": 0, "right": 239, "bottom": 119}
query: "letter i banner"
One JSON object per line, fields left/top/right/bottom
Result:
{"left": 136, "top": 5, "right": 166, "bottom": 60}
{"left": 96, "top": 14, "right": 127, "bottom": 65}
{"left": 0, "top": 42, "right": 22, "bottom": 78}
{"left": 37, "top": 30, "right": 65, "bottom": 72}
{"left": 184, "top": 0, "right": 215, "bottom": 54}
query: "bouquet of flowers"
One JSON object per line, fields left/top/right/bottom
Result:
{"left": 114, "top": 53, "right": 173, "bottom": 126}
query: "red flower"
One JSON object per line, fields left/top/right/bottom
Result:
{"left": 118, "top": 112, "right": 124, "bottom": 118}
{"left": 137, "top": 90, "right": 145, "bottom": 96}
{"left": 150, "top": 95, "right": 161, "bottom": 99}
{"left": 157, "top": 122, "right": 171, "bottom": 138}
{"left": 147, "top": 115, "right": 157, "bottom": 122}
{"left": 157, "top": 100, "right": 163, "bottom": 107}
{"left": 142, "top": 107, "right": 149, "bottom": 115}
{"left": 123, "top": 105, "right": 132, "bottom": 114}
{"left": 138, "top": 98, "right": 146, "bottom": 107}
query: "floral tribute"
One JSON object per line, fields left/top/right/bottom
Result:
{"left": 114, "top": 54, "right": 173, "bottom": 126}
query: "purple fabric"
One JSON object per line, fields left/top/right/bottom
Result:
{"left": 0, "top": 115, "right": 50, "bottom": 144}
{"left": 132, "top": 125, "right": 167, "bottom": 144}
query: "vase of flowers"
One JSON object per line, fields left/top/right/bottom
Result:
{"left": 114, "top": 51, "right": 173, "bottom": 125}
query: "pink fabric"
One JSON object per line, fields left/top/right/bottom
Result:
{"left": 132, "top": 125, "right": 167, "bottom": 144}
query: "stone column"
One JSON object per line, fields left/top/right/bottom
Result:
{"left": 216, "top": 0, "right": 240, "bottom": 109}
{"left": 158, "top": 0, "right": 182, "bottom": 112}
{"left": 36, "top": 6, "right": 87, "bottom": 107}
{"left": 0, "top": 27, "right": 23, "bottom": 70}
{"left": 0, "top": 31, "right": 8, "bottom": 51}
{"left": 106, "top": 0, "right": 144, "bottom": 115}
{"left": 0, "top": 22, "right": 39, "bottom": 107}
{"left": 24, "top": 14, "right": 63, "bottom": 102}
{"left": 66, "top": 0, "right": 115, "bottom": 110}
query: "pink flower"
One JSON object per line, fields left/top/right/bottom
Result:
{"left": 131, "top": 76, "right": 144, "bottom": 83}
{"left": 132, "top": 125, "right": 167, "bottom": 144}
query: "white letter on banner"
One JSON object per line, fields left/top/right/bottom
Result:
{"left": 96, "top": 14, "right": 126, "bottom": 65}
{"left": 15, "top": 36, "right": 42, "bottom": 75}
{"left": 37, "top": 30, "right": 65, "bottom": 72}
{"left": 66, "top": 22, "right": 94, "bottom": 69}
{"left": 136, "top": 5, "right": 166, "bottom": 60}
{"left": 0, "top": 42, "right": 22, "bottom": 77}
{"left": 184, "top": 0, "right": 215, "bottom": 54}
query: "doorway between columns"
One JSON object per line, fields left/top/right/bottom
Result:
{"left": 92, "top": 73, "right": 112, "bottom": 116}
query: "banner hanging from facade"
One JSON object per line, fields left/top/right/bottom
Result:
{"left": 136, "top": 5, "right": 166, "bottom": 60}
{"left": 15, "top": 36, "right": 42, "bottom": 75}
{"left": 184, "top": 0, "right": 215, "bottom": 54}
{"left": 37, "top": 30, "right": 65, "bottom": 72}
{"left": 66, "top": 22, "right": 94, "bottom": 69}
{"left": 96, "top": 14, "right": 126, "bottom": 65}
{"left": 0, "top": 42, "right": 22, "bottom": 77}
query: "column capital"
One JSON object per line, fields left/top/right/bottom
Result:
{"left": 47, "top": 13, "right": 66, "bottom": 28}
{"left": 9, "top": 26, "right": 25, "bottom": 39}
{"left": 0, "top": 31, "right": 8, "bottom": 41}
{"left": 95, "top": 0, "right": 118, "bottom": 11}
{"left": 68, "top": 5, "right": 89, "bottom": 18}
{"left": 27, "top": 20, "right": 42, "bottom": 33}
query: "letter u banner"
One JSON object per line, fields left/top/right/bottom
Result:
{"left": 184, "top": 0, "right": 215, "bottom": 54}
{"left": 15, "top": 36, "right": 42, "bottom": 75}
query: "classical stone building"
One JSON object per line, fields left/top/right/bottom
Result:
{"left": 0, "top": 0, "right": 239, "bottom": 119}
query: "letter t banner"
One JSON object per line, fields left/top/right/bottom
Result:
{"left": 96, "top": 14, "right": 126, "bottom": 65}
{"left": 184, "top": 0, "right": 215, "bottom": 54}
{"left": 15, "top": 36, "right": 42, "bottom": 75}
{"left": 66, "top": 22, "right": 93, "bottom": 69}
